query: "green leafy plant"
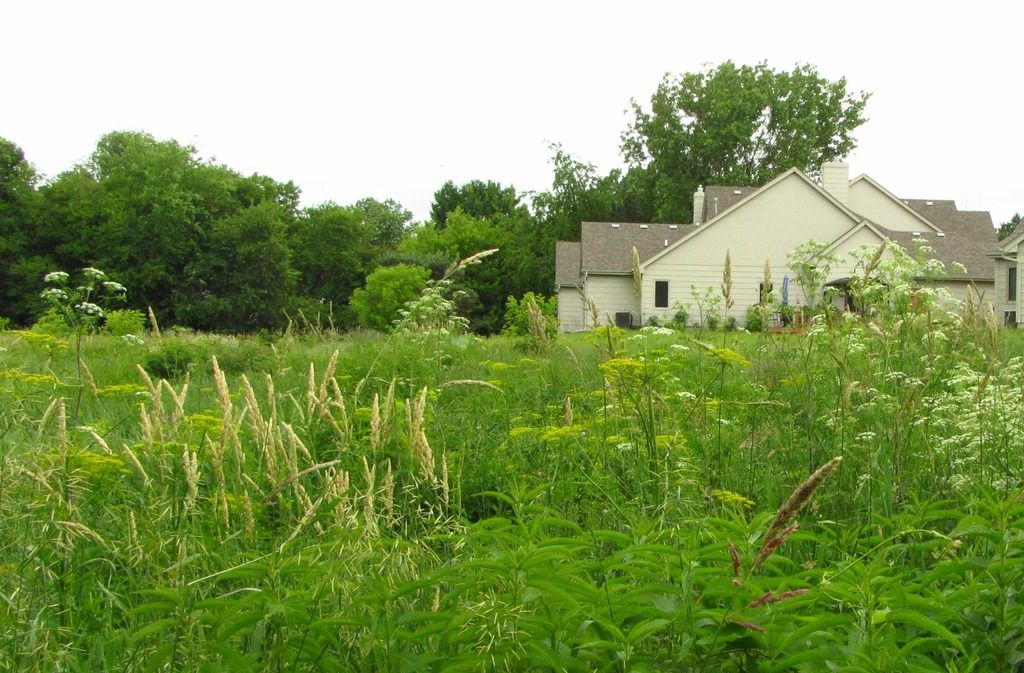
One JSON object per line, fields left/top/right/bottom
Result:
{"left": 350, "top": 263, "right": 431, "bottom": 331}
{"left": 503, "top": 292, "right": 557, "bottom": 338}
{"left": 103, "top": 308, "right": 146, "bottom": 336}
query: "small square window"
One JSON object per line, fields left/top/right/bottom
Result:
{"left": 1009, "top": 267, "right": 1017, "bottom": 302}
{"left": 654, "top": 281, "right": 669, "bottom": 308}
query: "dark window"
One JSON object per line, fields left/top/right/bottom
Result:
{"left": 1005, "top": 311, "right": 1017, "bottom": 326}
{"left": 1009, "top": 267, "right": 1017, "bottom": 302}
{"left": 654, "top": 281, "right": 669, "bottom": 308}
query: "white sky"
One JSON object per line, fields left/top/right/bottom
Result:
{"left": 3, "top": 0, "right": 1022, "bottom": 226}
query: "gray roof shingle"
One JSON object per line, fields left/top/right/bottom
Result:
{"left": 879, "top": 200, "right": 996, "bottom": 280}
{"left": 702, "top": 186, "right": 757, "bottom": 222}
{"left": 555, "top": 241, "right": 582, "bottom": 286}
{"left": 580, "top": 222, "right": 695, "bottom": 273}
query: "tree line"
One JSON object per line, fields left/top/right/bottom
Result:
{"left": 2, "top": 62, "right": 880, "bottom": 334}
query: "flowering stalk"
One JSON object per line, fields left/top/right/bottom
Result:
{"left": 40, "top": 267, "right": 127, "bottom": 424}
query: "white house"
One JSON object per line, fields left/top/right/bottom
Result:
{"left": 992, "top": 221, "right": 1023, "bottom": 325}
{"left": 555, "top": 162, "right": 998, "bottom": 330}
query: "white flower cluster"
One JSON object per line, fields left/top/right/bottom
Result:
{"left": 121, "top": 334, "right": 145, "bottom": 346}
{"left": 75, "top": 302, "right": 104, "bottom": 317}
{"left": 44, "top": 271, "right": 70, "bottom": 284}
{"left": 82, "top": 267, "right": 107, "bottom": 281}
{"left": 103, "top": 281, "right": 127, "bottom": 295}
{"left": 41, "top": 288, "right": 68, "bottom": 302}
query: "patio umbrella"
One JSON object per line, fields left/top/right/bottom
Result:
{"left": 781, "top": 275, "right": 789, "bottom": 305}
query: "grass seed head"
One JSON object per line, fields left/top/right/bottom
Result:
{"left": 370, "top": 393, "right": 381, "bottom": 452}
{"left": 756, "top": 456, "right": 842, "bottom": 566}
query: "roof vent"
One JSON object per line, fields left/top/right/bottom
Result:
{"left": 611, "top": 223, "right": 620, "bottom": 229}
{"left": 925, "top": 201, "right": 934, "bottom": 206}
{"left": 664, "top": 239, "right": 668, "bottom": 247}
{"left": 669, "top": 224, "right": 678, "bottom": 230}
{"left": 936, "top": 232, "right": 946, "bottom": 237}
{"left": 733, "top": 189, "right": 742, "bottom": 195}
{"left": 640, "top": 224, "right": 649, "bottom": 229}
{"left": 912, "top": 232, "right": 921, "bottom": 237}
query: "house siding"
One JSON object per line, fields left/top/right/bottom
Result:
{"left": 925, "top": 279, "right": 993, "bottom": 307}
{"left": 1018, "top": 241, "right": 1024, "bottom": 325}
{"left": 557, "top": 286, "right": 587, "bottom": 332}
{"left": 848, "top": 180, "right": 933, "bottom": 232}
{"left": 992, "top": 259, "right": 1016, "bottom": 324}
{"left": 643, "top": 174, "right": 864, "bottom": 323}
{"left": 586, "top": 275, "right": 639, "bottom": 327}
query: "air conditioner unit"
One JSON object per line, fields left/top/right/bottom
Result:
{"left": 614, "top": 312, "right": 633, "bottom": 329}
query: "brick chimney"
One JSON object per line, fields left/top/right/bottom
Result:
{"left": 693, "top": 185, "right": 705, "bottom": 224}
{"left": 821, "top": 161, "right": 849, "bottom": 205}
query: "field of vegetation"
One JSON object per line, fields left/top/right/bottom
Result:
{"left": 2, "top": 267, "right": 1024, "bottom": 672}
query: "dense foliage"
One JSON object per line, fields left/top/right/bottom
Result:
{"left": 1, "top": 249, "right": 1023, "bottom": 670}
{"left": 622, "top": 61, "right": 870, "bottom": 222}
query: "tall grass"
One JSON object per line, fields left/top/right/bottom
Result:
{"left": 1, "top": 262, "right": 1023, "bottom": 670}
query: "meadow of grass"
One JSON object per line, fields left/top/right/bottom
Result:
{"left": 1, "top": 293, "right": 1023, "bottom": 671}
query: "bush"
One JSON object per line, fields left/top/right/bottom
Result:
{"left": 746, "top": 306, "right": 765, "bottom": 332}
{"left": 31, "top": 308, "right": 70, "bottom": 336}
{"left": 503, "top": 293, "right": 558, "bottom": 338}
{"left": 143, "top": 340, "right": 201, "bottom": 379}
{"left": 672, "top": 308, "right": 688, "bottom": 329}
{"left": 104, "top": 309, "right": 146, "bottom": 336}
{"left": 350, "top": 264, "right": 431, "bottom": 332}
{"left": 206, "top": 336, "right": 276, "bottom": 374}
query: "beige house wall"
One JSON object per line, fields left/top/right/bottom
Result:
{"left": 924, "top": 279, "right": 992, "bottom": 306}
{"left": 586, "top": 275, "right": 640, "bottom": 327}
{"left": 557, "top": 287, "right": 586, "bottom": 332}
{"left": 830, "top": 227, "right": 889, "bottom": 265}
{"left": 848, "top": 180, "right": 933, "bottom": 232}
{"left": 992, "top": 259, "right": 1015, "bottom": 322}
{"left": 1018, "top": 241, "right": 1024, "bottom": 324}
{"left": 644, "top": 264, "right": 807, "bottom": 325}
{"left": 642, "top": 174, "right": 862, "bottom": 322}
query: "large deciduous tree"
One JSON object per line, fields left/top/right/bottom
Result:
{"left": 179, "top": 202, "right": 296, "bottom": 332}
{"left": 621, "top": 61, "right": 869, "bottom": 222}
{"left": 0, "top": 138, "right": 43, "bottom": 323}
{"left": 430, "top": 179, "right": 523, "bottom": 227}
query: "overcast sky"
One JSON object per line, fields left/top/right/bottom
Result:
{"left": 4, "top": 1, "right": 1021, "bottom": 226}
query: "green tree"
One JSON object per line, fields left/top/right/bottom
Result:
{"left": 0, "top": 138, "right": 42, "bottom": 323}
{"left": 621, "top": 61, "right": 870, "bottom": 222}
{"left": 430, "top": 179, "right": 523, "bottom": 227}
{"left": 402, "top": 210, "right": 518, "bottom": 332}
{"left": 353, "top": 197, "right": 412, "bottom": 249}
{"left": 289, "top": 203, "right": 375, "bottom": 326}
{"left": 86, "top": 131, "right": 205, "bottom": 321}
{"left": 179, "top": 202, "right": 296, "bottom": 332}
{"left": 350, "top": 263, "right": 431, "bottom": 331}
{"left": 532, "top": 145, "right": 652, "bottom": 242}
{"left": 997, "top": 213, "right": 1021, "bottom": 240}
{"left": 37, "top": 131, "right": 301, "bottom": 329}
